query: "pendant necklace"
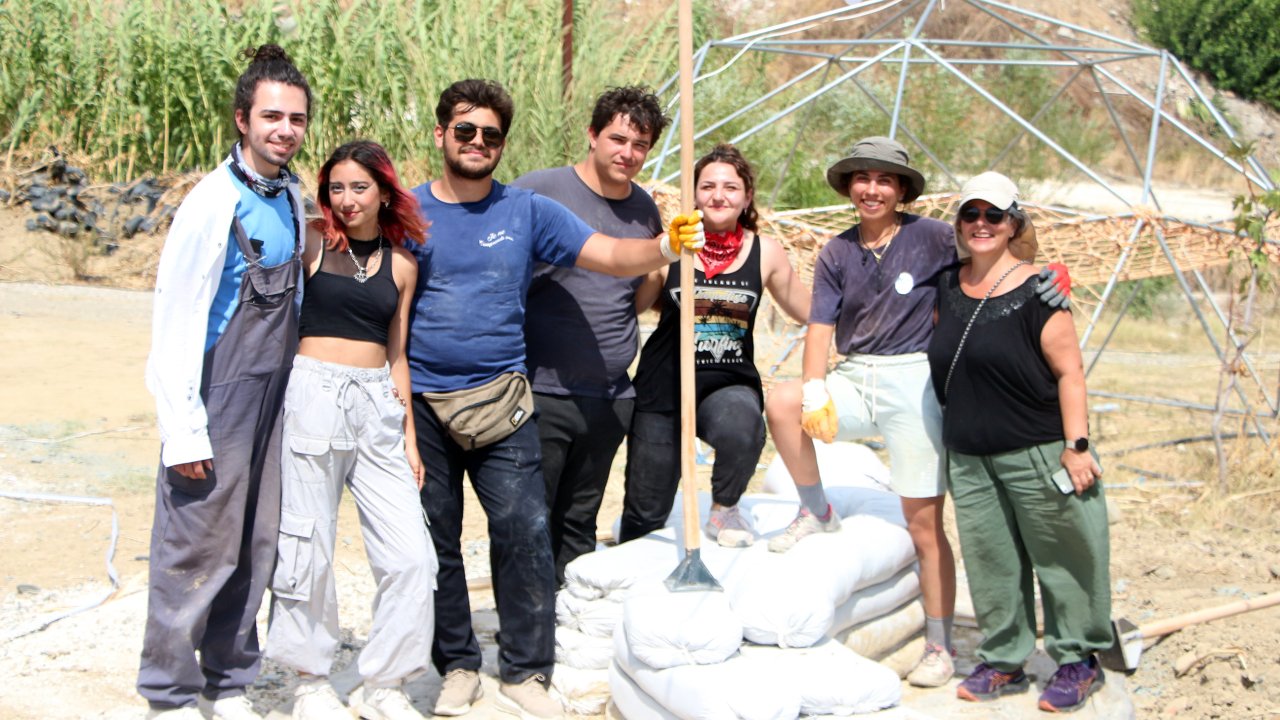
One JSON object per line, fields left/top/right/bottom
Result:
{"left": 347, "top": 239, "right": 382, "bottom": 284}
{"left": 861, "top": 218, "right": 900, "bottom": 264}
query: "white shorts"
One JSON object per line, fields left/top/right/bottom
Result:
{"left": 827, "top": 353, "right": 944, "bottom": 499}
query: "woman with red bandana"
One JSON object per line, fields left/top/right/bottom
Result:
{"left": 619, "top": 144, "right": 810, "bottom": 548}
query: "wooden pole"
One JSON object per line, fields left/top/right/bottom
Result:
{"left": 676, "top": 0, "right": 700, "bottom": 558}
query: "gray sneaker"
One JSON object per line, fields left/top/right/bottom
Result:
{"left": 767, "top": 506, "right": 842, "bottom": 553}
{"left": 496, "top": 674, "right": 563, "bottom": 720}
{"left": 704, "top": 505, "right": 755, "bottom": 548}
{"left": 433, "top": 669, "right": 483, "bottom": 717}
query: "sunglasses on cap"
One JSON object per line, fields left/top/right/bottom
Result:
{"left": 449, "top": 122, "right": 505, "bottom": 148}
{"left": 959, "top": 204, "right": 1014, "bottom": 225}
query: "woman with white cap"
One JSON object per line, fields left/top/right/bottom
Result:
{"left": 927, "top": 171, "right": 1109, "bottom": 713}
{"left": 763, "top": 137, "right": 1069, "bottom": 689}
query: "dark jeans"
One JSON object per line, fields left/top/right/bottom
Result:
{"left": 535, "top": 392, "right": 633, "bottom": 586}
{"left": 413, "top": 396, "right": 555, "bottom": 684}
{"left": 619, "top": 384, "right": 765, "bottom": 543}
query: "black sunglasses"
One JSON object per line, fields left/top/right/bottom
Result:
{"left": 959, "top": 204, "right": 1012, "bottom": 225}
{"left": 449, "top": 122, "right": 505, "bottom": 148}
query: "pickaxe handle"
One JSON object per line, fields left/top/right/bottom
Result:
{"left": 1138, "top": 592, "right": 1280, "bottom": 639}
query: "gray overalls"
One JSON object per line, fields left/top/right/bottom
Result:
{"left": 138, "top": 215, "right": 300, "bottom": 709}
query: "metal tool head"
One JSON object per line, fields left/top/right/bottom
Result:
{"left": 664, "top": 548, "right": 723, "bottom": 592}
{"left": 1099, "top": 617, "right": 1141, "bottom": 671}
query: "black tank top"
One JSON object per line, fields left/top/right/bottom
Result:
{"left": 298, "top": 239, "right": 398, "bottom": 344}
{"left": 634, "top": 233, "right": 763, "bottom": 413}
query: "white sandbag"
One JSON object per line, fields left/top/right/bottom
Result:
{"left": 828, "top": 565, "right": 920, "bottom": 635}
{"left": 555, "top": 625, "right": 614, "bottom": 670}
{"left": 836, "top": 599, "right": 925, "bottom": 661}
{"left": 623, "top": 589, "right": 743, "bottom": 669}
{"left": 729, "top": 507, "right": 916, "bottom": 648}
{"left": 614, "top": 626, "right": 800, "bottom": 720}
{"left": 608, "top": 661, "right": 677, "bottom": 720}
{"left": 760, "top": 441, "right": 892, "bottom": 497}
{"left": 615, "top": 625, "right": 900, "bottom": 718}
{"left": 551, "top": 664, "right": 611, "bottom": 716}
{"left": 556, "top": 589, "right": 623, "bottom": 638}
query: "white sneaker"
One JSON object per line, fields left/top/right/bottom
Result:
{"left": 145, "top": 707, "right": 203, "bottom": 720}
{"left": 208, "top": 695, "right": 264, "bottom": 720}
{"left": 433, "top": 668, "right": 483, "bottom": 716}
{"left": 767, "top": 506, "right": 842, "bottom": 553}
{"left": 907, "top": 643, "right": 956, "bottom": 687}
{"left": 350, "top": 685, "right": 425, "bottom": 720}
{"left": 293, "top": 677, "right": 352, "bottom": 719}
{"left": 704, "top": 505, "right": 755, "bottom": 548}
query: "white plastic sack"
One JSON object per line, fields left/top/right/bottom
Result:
{"left": 551, "top": 663, "right": 611, "bottom": 716}
{"left": 615, "top": 624, "right": 900, "bottom": 718}
{"left": 555, "top": 625, "right": 614, "bottom": 670}
{"left": 836, "top": 599, "right": 926, "bottom": 661}
{"left": 556, "top": 589, "right": 623, "bottom": 638}
{"left": 760, "top": 441, "right": 892, "bottom": 497}
{"left": 828, "top": 565, "right": 920, "bottom": 635}
{"left": 609, "top": 661, "right": 676, "bottom": 720}
{"left": 622, "top": 588, "right": 743, "bottom": 669}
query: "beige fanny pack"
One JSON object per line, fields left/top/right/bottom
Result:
{"left": 422, "top": 372, "right": 534, "bottom": 450}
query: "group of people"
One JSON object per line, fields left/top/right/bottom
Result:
{"left": 139, "top": 42, "right": 1112, "bottom": 720}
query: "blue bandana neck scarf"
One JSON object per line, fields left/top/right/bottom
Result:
{"left": 230, "top": 142, "right": 293, "bottom": 198}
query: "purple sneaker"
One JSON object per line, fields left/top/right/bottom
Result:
{"left": 1038, "top": 656, "right": 1104, "bottom": 713}
{"left": 956, "top": 663, "right": 1030, "bottom": 702}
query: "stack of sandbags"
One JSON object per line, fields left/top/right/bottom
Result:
{"left": 553, "top": 488, "right": 920, "bottom": 716}
{"left": 759, "top": 441, "right": 892, "bottom": 497}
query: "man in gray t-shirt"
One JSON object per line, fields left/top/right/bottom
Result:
{"left": 514, "top": 86, "right": 668, "bottom": 584}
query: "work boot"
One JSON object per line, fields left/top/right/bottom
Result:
{"left": 1038, "top": 656, "right": 1104, "bottom": 713}
{"left": 906, "top": 642, "right": 956, "bottom": 687}
{"left": 291, "top": 677, "right": 350, "bottom": 719}
{"left": 956, "top": 663, "right": 1030, "bottom": 702}
{"left": 496, "top": 674, "right": 563, "bottom": 720}
{"left": 704, "top": 505, "right": 755, "bottom": 548}
{"left": 767, "top": 505, "right": 841, "bottom": 553}
{"left": 350, "top": 684, "right": 424, "bottom": 720}
{"left": 433, "top": 668, "right": 483, "bottom": 716}
{"left": 208, "top": 695, "right": 264, "bottom": 720}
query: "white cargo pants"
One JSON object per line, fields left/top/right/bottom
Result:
{"left": 265, "top": 355, "right": 437, "bottom": 686}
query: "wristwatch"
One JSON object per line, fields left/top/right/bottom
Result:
{"left": 1068, "top": 437, "right": 1089, "bottom": 453}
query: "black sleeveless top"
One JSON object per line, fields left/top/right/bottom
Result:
{"left": 634, "top": 233, "right": 764, "bottom": 413}
{"left": 926, "top": 268, "right": 1065, "bottom": 455}
{"left": 298, "top": 240, "right": 398, "bottom": 345}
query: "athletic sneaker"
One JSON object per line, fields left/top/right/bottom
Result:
{"left": 956, "top": 663, "right": 1030, "bottom": 702}
{"left": 292, "top": 677, "right": 350, "bottom": 719}
{"left": 350, "top": 684, "right": 425, "bottom": 720}
{"left": 1038, "top": 656, "right": 1105, "bottom": 713}
{"left": 433, "top": 669, "right": 483, "bottom": 717}
{"left": 906, "top": 642, "right": 956, "bottom": 687}
{"left": 496, "top": 674, "right": 563, "bottom": 720}
{"left": 767, "top": 506, "right": 842, "bottom": 553}
{"left": 704, "top": 505, "right": 755, "bottom": 548}
{"left": 209, "top": 695, "right": 264, "bottom": 720}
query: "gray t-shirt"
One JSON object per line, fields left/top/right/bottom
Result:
{"left": 810, "top": 213, "right": 957, "bottom": 356}
{"left": 514, "top": 166, "right": 663, "bottom": 399}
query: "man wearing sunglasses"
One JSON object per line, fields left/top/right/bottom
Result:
{"left": 512, "top": 86, "right": 668, "bottom": 588}
{"left": 405, "top": 79, "right": 700, "bottom": 720}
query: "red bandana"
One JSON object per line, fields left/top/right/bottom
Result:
{"left": 699, "top": 224, "right": 745, "bottom": 279}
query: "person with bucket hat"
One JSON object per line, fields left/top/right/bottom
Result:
{"left": 927, "top": 171, "right": 1109, "bottom": 713}
{"left": 763, "top": 137, "right": 1070, "bottom": 689}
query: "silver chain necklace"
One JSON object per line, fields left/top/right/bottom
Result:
{"left": 943, "top": 259, "right": 1030, "bottom": 399}
{"left": 347, "top": 240, "right": 382, "bottom": 283}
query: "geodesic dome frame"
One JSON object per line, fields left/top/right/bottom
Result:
{"left": 644, "top": 0, "right": 1280, "bottom": 456}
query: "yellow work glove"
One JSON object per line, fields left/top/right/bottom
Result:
{"left": 800, "top": 379, "right": 838, "bottom": 443}
{"left": 661, "top": 210, "right": 705, "bottom": 262}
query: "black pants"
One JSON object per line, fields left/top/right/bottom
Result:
{"left": 535, "top": 393, "right": 633, "bottom": 586}
{"left": 414, "top": 397, "right": 555, "bottom": 684}
{"left": 619, "top": 384, "right": 765, "bottom": 543}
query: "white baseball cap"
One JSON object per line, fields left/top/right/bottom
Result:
{"left": 959, "top": 171, "right": 1019, "bottom": 210}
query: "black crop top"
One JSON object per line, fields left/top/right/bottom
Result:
{"left": 298, "top": 239, "right": 398, "bottom": 344}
